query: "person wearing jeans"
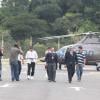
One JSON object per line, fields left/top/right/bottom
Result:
{"left": 76, "top": 64, "right": 84, "bottom": 81}
{"left": 76, "top": 46, "right": 86, "bottom": 81}
{"left": 10, "top": 60, "right": 19, "bottom": 81}
{"left": 9, "top": 44, "right": 23, "bottom": 81}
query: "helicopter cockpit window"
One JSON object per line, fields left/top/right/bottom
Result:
{"left": 85, "top": 50, "right": 94, "bottom": 56}
{"left": 89, "top": 51, "right": 94, "bottom": 56}
{"left": 57, "top": 47, "right": 68, "bottom": 58}
{"left": 82, "top": 50, "right": 87, "bottom": 55}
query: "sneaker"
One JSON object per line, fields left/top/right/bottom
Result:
{"left": 48, "top": 80, "right": 52, "bottom": 82}
{"left": 30, "top": 76, "right": 34, "bottom": 80}
{"left": 69, "top": 81, "right": 71, "bottom": 83}
{"left": 52, "top": 80, "right": 56, "bottom": 82}
{"left": 27, "top": 76, "right": 30, "bottom": 80}
{"left": 0, "top": 78, "right": 2, "bottom": 81}
{"left": 77, "top": 78, "right": 81, "bottom": 82}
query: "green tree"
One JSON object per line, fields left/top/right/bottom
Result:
{"left": 34, "top": 4, "right": 62, "bottom": 22}
{"left": 3, "top": 13, "right": 50, "bottom": 41}
{"left": 78, "top": 20, "right": 99, "bottom": 32}
{"left": 1, "top": 0, "right": 29, "bottom": 16}
{"left": 52, "top": 13, "right": 82, "bottom": 35}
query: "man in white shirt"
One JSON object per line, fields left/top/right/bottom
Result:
{"left": 25, "top": 46, "right": 38, "bottom": 80}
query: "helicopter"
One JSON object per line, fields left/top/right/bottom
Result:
{"left": 39, "top": 31, "right": 100, "bottom": 71}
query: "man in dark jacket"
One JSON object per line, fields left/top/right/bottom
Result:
{"left": 45, "top": 47, "right": 58, "bottom": 82}
{"left": 65, "top": 47, "right": 77, "bottom": 83}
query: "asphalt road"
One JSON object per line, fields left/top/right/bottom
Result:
{"left": 0, "top": 64, "right": 100, "bottom": 100}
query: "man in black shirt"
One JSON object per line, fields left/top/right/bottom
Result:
{"left": 65, "top": 47, "right": 77, "bottom": 83}
{"left": 45, "top": 47, "right": 58, "bottom": 82}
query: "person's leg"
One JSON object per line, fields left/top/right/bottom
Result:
{"left": 18, "top": 61, "right": 21, "bottom": 75}
{"left": 31, "top": 62, "right": 35, "bottom": 77}
{"left": 59, "top": 63, "right": 62, "bottom": 70}
{"left": 0, "top": 63, "right": 2, "bottom": 81}
{"left": 52, "top": 63, "right": 56, "bottom": 82}
{"left": 27, "top": 63, "right": 31, "bottom": 79}
{"left": 67, "top": 65, "right": 72, "bottom": 83}
{"left": 71, "top": 64, "right": 75, "bottom": 78}
{"left": 79, "top": 64, "right": 84, "bottom": 80}
{"left": 10, "top": 62, "right": 15, "bottom": 81}
{"left": 14, "top": 61, "right": 19, "bottom": 81}
{"left": 56, "top": 62, "right": 58, "bottom": 70}
{"left": 48, "top": 63, "right": 52, "bottom": 81}
{"left": 76, "top": 64, "right": 80, "bottom": 80}
{"left": 46, "top": 65, "right": 49, "bottom": 80}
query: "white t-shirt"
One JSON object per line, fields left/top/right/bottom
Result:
{"left": 18, "top": 54, "right": 24, "bottom": 61}
{"left": 25, "top": 50, "right": 38, "bottom": 63}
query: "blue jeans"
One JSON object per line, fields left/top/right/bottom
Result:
{"left": 10, "top": 60, "right": 19, "bottom": 81}
{"left": 76, "top": 64, "right": 84, "bottom": 80}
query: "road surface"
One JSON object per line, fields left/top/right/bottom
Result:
{"left": 0, "top": 64, "right": 100, "bottom": 100}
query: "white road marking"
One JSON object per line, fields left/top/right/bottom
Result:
{"left": 0, "top": 83, "right": 15, "bottom": 88}
{"left": 69, "top": 87, "right": 85, "bottom": 91}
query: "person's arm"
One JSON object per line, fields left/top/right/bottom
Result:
{"left": 84, "top": 57, "right": 86, "bottom": 65}
{"left": 35, "top": 51, "right": 38, "bottom": 59}
{"left": 64, "top": 52, "right": 68, "bottom": 63}
{"left": 75, "top": 52, "right": 78, "bottom": 64}
{"left": 45, "top": 53, "right": 49, "bottom": 62}
{"left": 0, "top": 51, "right": 3, "bottom": 56}
{"left": 83, "top": 53, "right": 86, "bottom": 65}
{"left": 25, "top": 51, "right": 28, "bottom": 59}
{"left": 21, "top": 54, "right": 24, "bottom": 64}
{"left": 55, "top": 53, "right": 58, "bottom": 63}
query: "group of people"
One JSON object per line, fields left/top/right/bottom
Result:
{"left": 0, "top": 44, "right": 38, "bottom": 82}
{"left": 9, "top": 44, "right": 38, "bottom": 81}
{"left": 0, "top": 44, "right": 85, "bottom": 84}
{"left": 65, "top": 46, "right": 86, "bottom": 83}
{"left": 45, "top": 46, "right": 86, "bottom": 83}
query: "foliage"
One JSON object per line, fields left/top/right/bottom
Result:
{"left": 33, "top": 43, "right": 46, "bottom": 57}
{"left": 0, "top": 0, "right": 100, "bottom": 57}
{"left": 34, "top": 3, "right": 62, "bottom": 22}
{"left": 3, "top": 13, "right": 50, "bottom": 40}
{"left": 78, "top": 20, "right": 99, "bottom": 32}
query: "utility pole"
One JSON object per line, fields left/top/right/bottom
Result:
{"left": 30, "top": 36, "right": 32, "bottom": 46}
{"left": 1, "top": 33, "right": 4, "bottom": 49}
{"left": 1, "top": 33, "right": 4, "bottom": 59}
{"left": 57, "top": 38, "right": 60, "bottom": 50}
{"left": 28, "top": 0, "right": 32, "bottom": 13}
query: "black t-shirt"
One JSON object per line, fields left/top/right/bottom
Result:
{"left": 65, "top": 51, "right": 77, "bottom": 65}
{"left": 45, "top": 52, "right": 58, "bottom": 63}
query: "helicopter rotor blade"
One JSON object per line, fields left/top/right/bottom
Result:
{"left": 38, "top": 31, "right": 100, "bottom": 40}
